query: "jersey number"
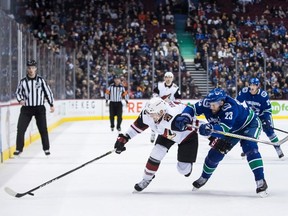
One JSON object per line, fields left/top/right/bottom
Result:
{"left": 225, "top": 112, "right": 233, "bottom": 120}
{"left": 163, "top": 113, "right": 173, "bottom": 122}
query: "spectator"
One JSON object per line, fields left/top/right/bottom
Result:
{"left": 194, "top": 52, "right": 203, "bottom": 70}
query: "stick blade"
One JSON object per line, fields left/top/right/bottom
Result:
{"left": 278, "top": 135, "right": 288, "bottom": 145}
{"left": 4, "top": 187, "right": 18, "bottom": 197}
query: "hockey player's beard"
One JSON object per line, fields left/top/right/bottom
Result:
{"left": 210, "top": 102, "right": 222, "bottom": 114}
{"left": 211, "top": 109, "right": 219, "bottom": 114}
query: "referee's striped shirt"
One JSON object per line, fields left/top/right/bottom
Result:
{"left": 105, "top": 83, "right": 128, "bottom": 102}
{"left": 16, "top": 75, "right": 54, "bottom": 107}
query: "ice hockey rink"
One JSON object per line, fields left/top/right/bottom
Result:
{"left": 0, "top": 119, "right": 288, "bottom": 216}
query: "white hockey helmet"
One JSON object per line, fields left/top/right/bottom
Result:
{"left": 145, "top": 97, "right": 167, "bottom": 122}
{"left": 164, "top": 71, "right": 174, "bottom": 78}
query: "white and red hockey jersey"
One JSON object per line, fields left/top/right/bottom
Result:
{"left": 126, "top": 101, "right": 197, "bottom": 144}
{"left": 153, "top": 82, "right": 181, "bottom": 102}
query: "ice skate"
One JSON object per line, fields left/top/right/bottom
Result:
{"left": 192, "top": 176, "right": 208, "bottom": 191}
{"left": 183, "top": 163, "right": 193, "bottom": 177}
{"left": 184, "top": 168, "right": 192, "bottom": 177}
{"left": 256, "top": 179, "right": 268, "bottom": 198}
{"left": 44, "top": 150, "right": 51, "bottom": 156}
{"left": 134, "top": 176, "right": 154, "bottom": 192}
{"left": 274, "top": 146, "right": 284, "bottom": 159}
{"left": 13, "top": 150, "right": 22, "bottom": 157}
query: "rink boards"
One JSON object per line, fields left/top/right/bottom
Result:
{"left": 1, "top": 99, "right": 288, "bottom": 162}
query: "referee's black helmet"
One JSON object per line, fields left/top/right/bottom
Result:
{"left": 27, "top": 60, "right": 37, "bottom": 66}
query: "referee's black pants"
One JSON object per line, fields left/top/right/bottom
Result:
{"left": 109, "top": 101, "right": 123, "bottom": 129}
{"left": 16, "top": 105, "right": 50, "bottom": 151}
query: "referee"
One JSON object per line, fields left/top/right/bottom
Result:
{"left": 14, "top": 60, "right": 55, "bottom": 156}
{"left": 105, "top": 76, "right": 129, "bottom": 132}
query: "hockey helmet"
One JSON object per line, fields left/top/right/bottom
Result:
{"left": 27, "top": 60, "right": 37, "bottom": 67}
{"left": 145, "top": 97, "right": 167, "bottom": 114}
{"left": 164, "top": 72, "right": 174, "bottom": 78}
{"left": 206, "top": 88, "right": 226, "bottom": 103}
{"left": 249, "top": 77, "right": 260, "bottom": 86}
{"left": 114, "top": 75, "right": 120, "bottom": 79}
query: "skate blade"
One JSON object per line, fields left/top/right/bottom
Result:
{"left": 258, "top": 190, "right": 269, "bottom": 198}
{"left": 192, "top": 187, "right": 199, "bottom": 191}
{"left": 12, "top": 154, "right": 22, "bottom": 159}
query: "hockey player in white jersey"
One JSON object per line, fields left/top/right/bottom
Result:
{"left": 113, "top": 97, "right": 199, "bottom": 192}
{"left": 237, "top": 78, "right": 284, "bottom": 158}
{"left": 150, "top": 72, "right": 181, "bottom": 143}
{"left": 153, "top": 72, "right": 181, "bottom": 102}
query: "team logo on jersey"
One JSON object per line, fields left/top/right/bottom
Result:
{"left": 222, "top": 103, "right": 232, "bottom": 111}
{"left": 207, "top": 117, "right": 220, "bottom": 124}
{"left": 200, "top": 98, "right": 210, "bottom": 108}
{"left": 35, "top": 82, "right": 41, "bottom": 89}
{"left": 243, "top": 87, "right": 249, "bottom": 93}
{"left": 162, "top": 93, "right": 171, "bottom": 101}
{"left": 163, "top": 128, "right": 176, "bottom": 140}
{"left": 261, "top": 91, "right": 268, "bottom": 97}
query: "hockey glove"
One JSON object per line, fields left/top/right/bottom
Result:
{"left": 173, "top": 114, "right": 191, "bottom": 131}
{"left": 262, "top": 119, "right": 272, "bottom": 130}
{"left": 114, "top": 133, "right": 130, "bottom": 154}
{"left": 208, "top": 137, "right": 233, "bottom": 154}
{"left": 185, "top": 119, "right": 200, "bottom": 131}
{"left": 199, "top": 123, "right": 213, "bottom": 136}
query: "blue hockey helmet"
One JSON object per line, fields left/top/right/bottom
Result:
{"left": 249, "top": 77, "right": 260, "bottom": 86}
{"left": 206, "top": 88, "right": 227, "bottom": 103}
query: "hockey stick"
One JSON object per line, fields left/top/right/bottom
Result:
{"left": 273, "top": 127, "right": 288, "bottom": 134}
{"left": 4, "top": 149, "right": 115, "bottom": 198}
{"left": 187, "top": 124, "right": 288, "bottom": 146}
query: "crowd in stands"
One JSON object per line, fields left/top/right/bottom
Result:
{"left": 187, "top": 0, "right": 288, "bottom": 99}
{"left": 7, "top": 0, "right": 288, "bottom": 100}
{"left": 12, "top": 0, "right": 195, "bottom": 100}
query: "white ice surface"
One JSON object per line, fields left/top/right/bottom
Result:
{"left": 0, "top": 120, "right": 288, "bottom": 216}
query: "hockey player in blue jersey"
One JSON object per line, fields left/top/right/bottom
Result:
{"left": 174, "top": 88, "right": 268, "bottom": 197}
{"left": 237, "top": 77, "right": 284, "bottom": 158}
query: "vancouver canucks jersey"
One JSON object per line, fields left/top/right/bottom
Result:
{"left": 126, "top": 101, "right": 196, "bottom": 144}
{"left": 184, "top": 96, "right": 255, "bottom": 133}
{"left": 237, "top": 87, "right": 271, "bottom": 120}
